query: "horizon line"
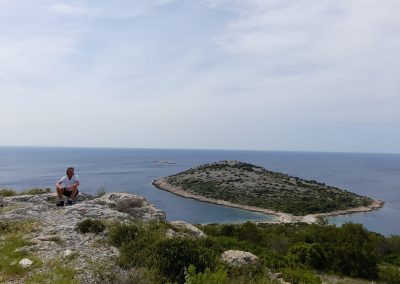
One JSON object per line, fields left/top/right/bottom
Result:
{"left": 0, "top": 145, "right": 399, "bottom": 155}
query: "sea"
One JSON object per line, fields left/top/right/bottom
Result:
{"left": 0, "top": 147, "right": 399, "bottom": 236}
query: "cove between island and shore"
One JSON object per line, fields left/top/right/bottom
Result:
{"left": 152, "top": 179, "right": 385, "bottom": 224}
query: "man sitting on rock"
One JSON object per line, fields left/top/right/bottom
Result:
{"left": 56, "top": 167, "right": 80, "bottom": 207}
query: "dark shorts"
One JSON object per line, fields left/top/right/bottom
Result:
{"left": 62, "top": 188, "right": 79, "bottom": 197}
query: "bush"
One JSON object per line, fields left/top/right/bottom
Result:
{"left": 378, "top": 263, "right": 400, "bottom": 284}
{"left": 114, "top": 221, "right": 169, "bottom": 269}
{"left": 0, "top": 188, "right": 17, "bottom": 197}
{"left": 280, "top": 267, "right": 321, "bottom": 284}
{"left": 108, "top": 222, "right": 140, "bottom": 247}
{"left": 153, "top": 237, "right": 219, "bottom": 283}
{"left": 116, "top": 267, "right": 161, "bottom": 284}
{"left": 288, "top": 243, "right": 326, "bottom": 270}
{"left": 76, "top": 219, "right": 105, "bottom": 234}
{"left": 185, "top": 265, "right": 229, "bottom": 284}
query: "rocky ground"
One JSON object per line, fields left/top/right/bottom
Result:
{"left": 0, "top": 192, "right": 166, "bottom": 283}
{"left": 1, "top": 191, "right": 268, "bottom": 283}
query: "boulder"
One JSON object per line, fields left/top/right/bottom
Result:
{"left": 221, "top": 250, "right": 259, "bottom": 267}
{"left": 166, "top": 221, "right": 206, "bottom": 238}
{"left": 89, "top": 193, "right": 166, "bottom": 221}
{"left": 19, "top": 258, "right": 33, "bottom": 268}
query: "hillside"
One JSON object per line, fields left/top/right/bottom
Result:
{"left": 1, "top": 189, "right": 396, "bottom": 283}
{"left": 154, "top": 160, "right": 377, "bottom": 216}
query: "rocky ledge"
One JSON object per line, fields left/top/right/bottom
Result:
{"left": 0, "top": 192, "right": 167, "bottom": 283}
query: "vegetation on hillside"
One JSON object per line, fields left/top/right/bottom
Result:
{"left": 0, "top": 188, "right": 51, "bottom": 197}
{"left": 2, "top": 217, "right": 399, "bottom": 283}
{"left": 104, "top": 221, "right": 400, "bottom": 283}
{"left": 164, "top": 161, "right": 374, "bottom": 215}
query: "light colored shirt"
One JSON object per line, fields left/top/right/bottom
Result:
{"left": 58, "top": 175, "right": 79, "bottom": 191}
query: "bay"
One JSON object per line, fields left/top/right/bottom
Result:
{"left": 0, "top": 147, "right": 399, "bottom": 236}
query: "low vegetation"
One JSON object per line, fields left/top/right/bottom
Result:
{"left": 0, "top": 187, "right": 51, "bottom": 197}
{"left": 25, "top": 258, "right": 78, "bottom": 284}
{"left": 95, "top": 185, "right": 107, "bottom": 198}
{"left": 76, "top": 219, "right": 106, "bottom": 234}
{"left": 105, "top": 221, "right": 400, "bottom": 284}
{"left": 164, "top": 160, "right": 374, "bottom": 215}
{"left": 0, "top": 220, "right": 41, "bottom": 282}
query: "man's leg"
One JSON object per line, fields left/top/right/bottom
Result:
{"left": 70, "top": 185, "right": 78, "bottom": 202}
{"left": 56, "top": 186, "right": 65, "bottom": 206}
{"left": 56, "top": 186, "right": 64, "bottom": 201}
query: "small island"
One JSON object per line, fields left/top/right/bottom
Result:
{"left": 153, "top": 160, "right": 384, "bottom": 223}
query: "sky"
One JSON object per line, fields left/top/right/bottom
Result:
{"left": 0, "top": 0, "right": 399, "bottom": 153}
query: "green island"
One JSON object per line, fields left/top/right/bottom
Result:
{"left": 153, "top": 160, "right": 382, "bottom": 218}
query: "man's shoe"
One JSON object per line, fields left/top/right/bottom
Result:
{"left": 56, "top": 200, "right": 65, "bottom": 207}
{"left": 67, "top": 200, "right": 73, "bottom": 206}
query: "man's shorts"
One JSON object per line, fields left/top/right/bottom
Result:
{"left": 62, "top": 188, "right": 79, "bottom": 197}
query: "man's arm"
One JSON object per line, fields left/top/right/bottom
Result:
{"left": 56, "top": 176, "right": 65, "bottom": 188}
{"left": 68, "top": 176, "right": 80, "bottom": 189}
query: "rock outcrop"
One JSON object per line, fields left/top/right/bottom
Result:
{"left": 166, "top": 220, "right": 207, "bottom": 238}
{"left": 0, "top": 191, "right": 167, "bottom": 283}
{"left": 221, "top": 250, "right": 259, "bottom": 267}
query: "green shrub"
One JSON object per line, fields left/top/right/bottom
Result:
{"left": 108, "top": 222, "right": 140, "bottom": 247}
{"left": 153, "top": 238, "right": 219, "bottom": 283}
{"left": 288, "top": 243, "right": 326, "bottom": 270}
{"left": 116, "top": 267, "right": 161, "bottom": 284}
{"left": 76, "top": 219, "right": 105, "bottom": 234}
{"left": 0, "top": 188, "right": 17, "bottom": 197}
{"left": 280, "top": 267, "right": 321, "bottom": 284}
{"left": 378, "top": 263, "right": 400, "bottom": 284}
{"left": 185, "top": 265, "right": 229, "bottom": 284}
{"left": 114, "top": 221, "right": 170, "bottom": 269}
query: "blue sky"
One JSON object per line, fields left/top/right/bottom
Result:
{"left": 0, "top": 0, "right": 399, "bottom": 153}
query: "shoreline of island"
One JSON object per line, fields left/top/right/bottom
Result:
{"left": 152, "top": 179, "right": 385, "bottom": 224}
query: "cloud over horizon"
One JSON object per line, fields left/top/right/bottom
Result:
{"left": 1, "top": 0, "right": 399, "bottom": 153}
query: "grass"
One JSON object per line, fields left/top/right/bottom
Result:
{"left": 0, "top": 187, "right": 51, "bottom": 197}
{"left": 20, "top": 188, "right": 51, "bottom": 195}
{"left": 0, "top": 188, "right": 17, "bottom": 197}
{"left": 25, "top": 258, "right": 78, "bottom": 284}
{"left": 0, "top": 203, "right": 24, "bottom": 213}
{"left": 76, "top": 219, "right": 106, "bottom": 234}
{"left": 0, "top": 220, "right": 40, "bottom": 235}
{"left": 0, "top": 221, "right": 42, "bottom": 282}
{"left": 95, "top": 185, "right": 107, "bottom": 198}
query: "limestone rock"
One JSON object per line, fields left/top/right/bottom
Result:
{"left": 19, "top": 258, "right": 33, "bottom": 268}
{"left": 63, "top": 249, "right": 73, "bottom": 258}
{"left": 1, "top": 190, "right": 166, "bottom": 283}
{"left": 167, "top": 221, "right": 206, "bottom": 238}
{"left": 221, "top": 250, "right": 259, "bottom": 267}
{"left": 89, "top": 193, "right": 166, "bottom": 221}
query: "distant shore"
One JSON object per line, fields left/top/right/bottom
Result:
{"left": 152, "top": 179, "right": 385, "bottom": 224}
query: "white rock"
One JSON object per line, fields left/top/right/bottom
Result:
{"left": 168, "top": 221, "right": 206, "bottom": 238}
{"left": 221, "top": 250, "right": 259, "bottom": 267}
{"left": 19, "top": 258, "right": 33, "bottom": 268}
{"left": 63, "top": 249, "right": 73, "bottom": 258}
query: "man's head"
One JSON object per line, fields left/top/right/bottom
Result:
{"left": 66, "top": 167, "right": 74, "bottom": 177}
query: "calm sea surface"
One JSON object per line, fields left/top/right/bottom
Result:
{"left": 0, "top": 147, "right": 399, "bottom": 236}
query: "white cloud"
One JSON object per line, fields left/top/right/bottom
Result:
{"left": 0, "top": 0, "right": 399, "bottom": 152}
{"left": 47, "top": 3, "right": 87, "bottom": 16}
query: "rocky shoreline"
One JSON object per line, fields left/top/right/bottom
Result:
{"left": 152, "top": 179, "right": 384, "bottom": 224}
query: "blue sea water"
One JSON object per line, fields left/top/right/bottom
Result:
{"left": 0, "top": 147, "right": 399, "bottom": 236}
